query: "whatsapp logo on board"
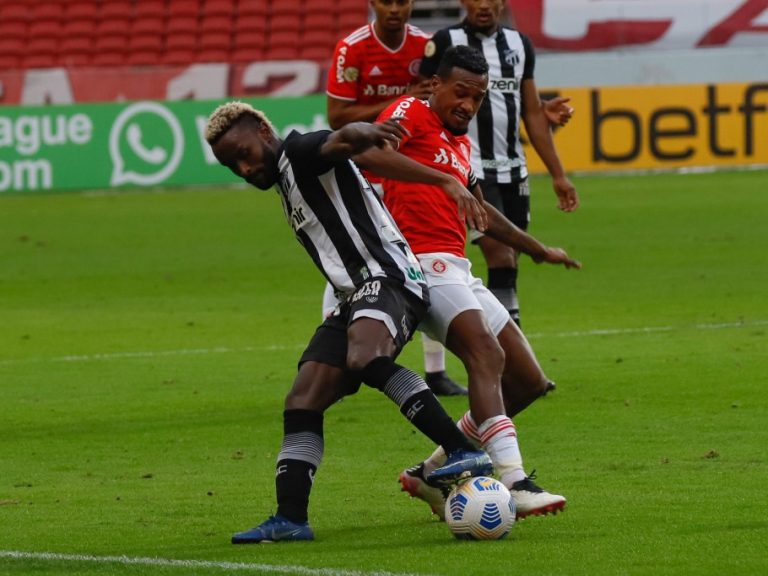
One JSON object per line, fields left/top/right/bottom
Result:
{"left": 109, "top": 102, "right": 184, "bottom": 186}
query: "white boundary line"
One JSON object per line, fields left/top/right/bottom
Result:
{"left": 0, "top": 550, "right": 432, "bottom": 576}
{"left": 0, "top": 320, "right": 765, "bottom": 368}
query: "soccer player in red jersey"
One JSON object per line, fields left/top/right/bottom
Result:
{"left": 325, "top": 0, "right": 467, "bottom": 396}
{"left": 357, "top": 45, "right": 579, "bottom": 519}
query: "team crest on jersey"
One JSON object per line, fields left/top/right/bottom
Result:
{"left": 459, "top": 142, "right": 469, "bottom": 160}
{"left": 431, "top": 259, "right": 447, "bottom": 274}
{"left": 424, "top": 40, "right": 436, "bottom": 58}
{"left": 343, "top": 67, "right": 359, "bottom": 82}
{"left": 503, "top": 48, "right": 520, "bottom": 67}
{"left": 408, "top": 58, "right": 422, "bottom": 76}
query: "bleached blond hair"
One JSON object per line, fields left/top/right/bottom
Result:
{"left": 204, "top": 101, "right": 276, "bottom": 145}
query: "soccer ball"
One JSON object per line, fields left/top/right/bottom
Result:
{"left": 444, "top": 476, "right": 515, "bottom": 540}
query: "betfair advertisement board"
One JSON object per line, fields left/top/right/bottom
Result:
{"left": 527, "top": 82, "right": 768, "bottom": 174}
{"left": 1, "top": 83, "right": 765, "bottom": 194}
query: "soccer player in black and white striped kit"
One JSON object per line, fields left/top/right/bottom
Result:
{"left": 205, "top": 101, "right": 491, "bottom": 543}
{"left": 419, "top": 0, "right": 578, "bottom": 328}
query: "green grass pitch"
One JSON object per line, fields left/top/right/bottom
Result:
{"left": 1, "top": 169, "right": 767, "bottom": 576}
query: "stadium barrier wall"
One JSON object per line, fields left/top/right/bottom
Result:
{"left": 1, "top": 82, "right": 766, "bottom": 194}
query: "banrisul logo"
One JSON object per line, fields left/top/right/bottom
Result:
{"left": 109, "top": 102, "right": 183, "bottom": 186}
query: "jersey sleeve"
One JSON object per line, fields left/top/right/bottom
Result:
{"left": 375, "top": 97, "right": 421, "bottom": 148}
{"left": 326, "top": 39, "right": 362, "bottom": 101}
{"left": 285, "top": 131, "right": 335, "bottom": 174}
{"left": 418, "top": 28, "right": 451, "bottom": 78}
{"left": 520, "top": 33, "right": 536, "bottom": 80}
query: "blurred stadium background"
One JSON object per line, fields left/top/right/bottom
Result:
{"left": 0, "top": 0, "right": 766, "bottom": 194}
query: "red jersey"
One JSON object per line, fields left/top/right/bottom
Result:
{"left": 326, "top": 23, "right": 429, "bottom": 106}
{"left": 377, "top": 97, "right": 475, "bottom": 257}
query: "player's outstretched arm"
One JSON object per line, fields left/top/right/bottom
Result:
{"left": 483, "top": 201, "right": 581, "bottom": 270}
{"left": 354, "top": 146, "right": 487, "bottom": 232}
{"left": 320, "top": 120, "right": 409, "bottom": 161}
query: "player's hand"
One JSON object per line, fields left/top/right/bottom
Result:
{"left": 553, "top": 175, "right": 579, "bottom": 212}
{"left": 406, "top": 79, "right": 432, "bottom": 100}
{"left": 544, "top": 96, "right": 574, "bottom": 127}
{"left": 370, "top": 118, "right": 411, "bottom": 148}
{"left": 439, "top": 176, "right": 488, "bottom": 232}
{"left": 531, "top": 247, "right": 581, "bottom": 269}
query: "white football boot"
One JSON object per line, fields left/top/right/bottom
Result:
{"left": 508, "top": 471, "right": 566, "bottom": 519}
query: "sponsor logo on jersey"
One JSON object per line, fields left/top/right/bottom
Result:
{"left": 400, "top": 315, "right": 411, "bottom": 341}
{"left": 370, "top": 65, "right": 383, "bottom": 76}
{"left": 391, "top": 97, "right": 416, "bottom": 118}
{"left": 351, "top": 279, "right": 381, "bottom": 303}
{"left": 424, "top": 40, "right": 436, "bottom": 57}
{"left": 433, "top": 147, "right": 470, "bottom": 178}
{"left": 489, "top": 78, "right": 520, "bottom": 93}
{"left": 335, "top": 46, "right": 348, "bottom": 83}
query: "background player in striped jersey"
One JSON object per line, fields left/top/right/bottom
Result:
{"left": 326, "top": 0, "right": 468, "bottom": 398}
{"left": 356, "top": 46, "right": 579, "bottom": 519}
{"left": 205, "top": 102, "right": 492, "bottom": 543}
{"left": 419, "top": 0, "right": 578, "bottom": 329}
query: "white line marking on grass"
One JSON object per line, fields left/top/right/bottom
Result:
{"left": 0, "top": 320, "right": 765, "bottom": 367}
{"left": 0, "top": 550, "right": 432, "bottom": 576}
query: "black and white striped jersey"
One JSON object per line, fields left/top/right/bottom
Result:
{"left": 275, "top": 130, "right": 428, "bottom": 303}
{"left": 419, "top": 21, "right": 536, "bottom": 183}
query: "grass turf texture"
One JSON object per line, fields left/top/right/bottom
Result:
{"left": 1, "top": 170, "right": 766, "bottom": 576}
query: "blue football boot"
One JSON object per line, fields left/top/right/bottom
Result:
{"left": 231, "top": 514, "right": 314, "bottom": 544}
{"left": 426, "top": 449, "right": 493, "bottom": 486}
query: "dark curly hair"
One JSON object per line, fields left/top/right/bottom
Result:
{"left": 435, "top": 45, "right": 489, "bottom": 79}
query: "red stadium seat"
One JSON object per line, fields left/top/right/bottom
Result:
{"left": 100, "top": 2, "right": 133, "bottom": 21}
{"left": 303, "top": 29, "right": 336, "bottom": 49}
{"left": 95, "top": 35, "right": 129, "bottom": 53}
{"left": 96, "top": 18, "right": 131, "bottom": 38}
{"left": 200, "top": 32, "right": 231, "bottom": 54}
{"left": 66, "top": 2, "right": 98, "bottom": 22}
{"left": 162, "top": 49, "right": 197, "bottom": 65}
{"left": 32, "top": 2, "right": 65, "bottom": 23}
{"left": 237, "top": 0, "right": 267, "bottom": 19}
{"left": 0, "top": 21, "right": 26, "bottom": 40}
{"left": 129, "top": 34, "right": 164, "bottom": 53}
{"left": 29, "top": 20, "right": 64, "bottom": 40}
{"left": 204, "top": 0, "right": 235, "bottom": 17}
{"left": 63, "top": 19, "right": 96, "bottom": 38}
{"left": 168, "top": 0, "right": 200, "bottom": 18}
{"left": 338, "top": 12, "right": 368, "bottom": 33}
{"left": 264, "top": 46, "right": 300, "bottom": 60}
{"left": 304, "top": 12, "right": 336, "bottom": 33}
{"left": 234, "top": 31, "right": 265, "bottom": 51}
{"left": 235, "top": 15, "right": 267, "bottom": 36}
{"left": 126, "top": 50, "right": 162, "bottom": 66}
{"left": 166, "top": 33, "right": 198, "bottom": 52}
{"left": 230, "top": 46, "right": 263, "bottom": 63}
{"left": 201, "top": 15, "right": 232, "bottom": 34}
{"left": 167, "top": 16, "right": 198, "bottom": 35}
{"left": 270, "top": 14, "right": 301, "bottom": 33}
{"left": 196, "top": 48, "right": 229, "bottom": 63}
{"left": 22, "top": 53, "right": 58, "bottom": 69}
{"left": 134, "top": 1, "right": 165, "bottom": 19}
{"left": 0, "top": 38, "right": 25, "bottom": 59}
{"left": 92, "top": 50, "right": 126, "bottom": 67}
{"left": 269, "top": 30, "right": 301, "bottom": 49}
{"left": 300, "top": 45, "right": 333, "bottom": 61}
{"left": 271, "top": 0, "right": 303, "bottom": 17}
{"left": 132, "top": 17, "right": 164, "bottom": 36}
{"left": 0, "top": 3, "right": 29, "bottom": 24}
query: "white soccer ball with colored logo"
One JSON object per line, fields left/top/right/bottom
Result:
{"left": 445, "top": 476, "right": 515, "bottom": 540}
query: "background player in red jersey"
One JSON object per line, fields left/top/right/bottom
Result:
{"left": 355, "top": 45, "right": 579, "bottom": 519}
{"left": 325, "top": 0, "right": 468, "bottom": 396}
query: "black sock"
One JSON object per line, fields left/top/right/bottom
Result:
{"left": 359, "top": 356, "right": 473, "bottom": 455}
{"left": 488, "top": 266, "right": 520, "bottom": 327}
{"left": 275, "top": 409, "right": 323, "bottom": 524}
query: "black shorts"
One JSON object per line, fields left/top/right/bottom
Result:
{"left": 298, "top": 278, "right": 427, "bottom": 370}
{"left": 481, "top": 178, "right": 530, "bottom": 231}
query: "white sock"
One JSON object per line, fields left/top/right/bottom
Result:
{"left": 477, "top": 415, "right": 526, "bottom": 487}
{"left": 421, "top": 332, "right": 446, "bottom": 373}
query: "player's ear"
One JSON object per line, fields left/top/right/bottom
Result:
{"left": 258, "top": 120, "right": 276, "bottom": 143}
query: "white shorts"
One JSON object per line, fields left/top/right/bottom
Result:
{"left": 417, "top": 253, "right": 509, "bottom": 344}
